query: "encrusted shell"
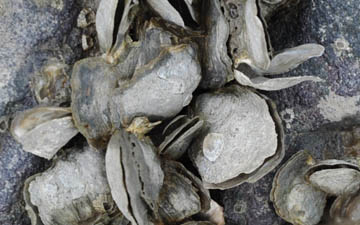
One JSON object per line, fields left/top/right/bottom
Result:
{"left": 271, "top": 151, "right": 327, "bottom": 225}
{"left": 10, "top": 107, "right": 78, "bottom": 159}
{"left": 158, "top": 160, "right": 211, "bottom": 223}
{"left": 105, "top": 129, "right": 164, "bottom": 225}
{"left": 304, "top": 160, "right": 360, "bottom": 196}
{"left": 71, "top": 57, "right": 118, "bottom": 149}
{"left": 31, "top": 58, "right": 71, "bottom": 105}
{"left": 159, "top": 115, "right": 203, "bottom": 160}
{"left": 329, "top": 187, "right": 360, "bottom": 225}
{"left": 110, "top": 44, "right": 201, "bottom": 126}
{"left": 190, "top": 85, "right": 284, "bottom": 189}
{"left": 23, "top": 146, "right": 122, "bottom": 225}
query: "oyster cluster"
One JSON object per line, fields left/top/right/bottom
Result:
{"left": 271, "top": 151, "right": 360, "bottom": 225}
{"left": 6, "top": 0, "right": 336, "bottom": 224}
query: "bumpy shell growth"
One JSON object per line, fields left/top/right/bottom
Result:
{"left": 271, "top": 151, "right": 327, "bottom": 225}
{"left": 190, "top": 85, "right": 284, "bottom": 189}
{"left": 10, "top": 106, "right": 78, "bottom": 159}
{"left": 24, "top": 146, "right": 121, "bottom": 225}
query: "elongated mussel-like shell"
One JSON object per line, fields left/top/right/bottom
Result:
{"left": 105, "top": 129, "right": 164, "bottom": 225}
{"left": 304, "top": 160, "right": 360, "bottom": 196}
{"left": 23, "top": 146, "right": 124, "bottom": 225}
{"left": 10, "top": 106, "right": 78, "bottom": 159}
{"left": 271, "top": 151, "right": 327, "bottom": 225}
{"left": 190, "top": 85, "right": 284, "bottom": 189}
{"left": 159, "top": 115, "right": 203, "bottom": 160}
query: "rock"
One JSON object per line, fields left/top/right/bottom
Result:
{"left": 265, "top": 0, "right": 360, "bottom": 133}
{"left": 0, "top": 0, "right": 80, "bottom": 117}
{"left": 0, "top": 133, "right": 47, "bottom": 225}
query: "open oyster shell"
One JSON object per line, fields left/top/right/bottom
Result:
{"left": 110, "top": 44, "right": 201, "bottom": 126}
{"left": 23, "top": 145, "right": 124, "bottom": 225}
{"left": 304, "top": 160, "right": 360, "bottom": 196}
{"left": 159, "top": 115, "right": 203, "bottom": 160}
{"left": 10, "top": 106, "right": 78, "bottom": 159}
{"left": 271, "top": 151, "right": 327, "bottom": 225}
{"left": 158, "top": 160, "right": 211, "bottom": 223}
{"left": 190, "top": 85, "right": 284, "bottom": 189}
{"left": 105, "top": 129, "right": 164, "bottom": 225}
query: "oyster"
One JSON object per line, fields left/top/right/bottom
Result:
{"left": 271, "top": 151, "right": 327, "bottom": 225}
{"left": 190, "top": 85, "right": 284, "bottom": 189}
{"left": 159, "top": 115, "right": 203, "bottom": 160}
{"left": 24, "top": 145, "right": 124, "bottom": 225}
{"left": 31, "top": 58, "right": 71, "bottom": 106}
{"left": 105, "top": 129, "right": 164, "bottom": 225}
{"left": 158, "top": 160, "right": 211, "bottom": 223}
{"left": 199, "top": 0, "right": 233, "bottom": 89}
{"left": 197, "top": 200, "right": 225, "bottom": 225}
{"left": 110, "top": 44, "right": 201, "bottom": 126}
{"left": 71, "top": 57, "right": 119, "bottom": 149}
{"left": 328, "top": 187, "right": 360, "bottom": 225}
{"left": 10, "top": 107, "right": 78, "bottom": 159}
{"left": 304, "top": 160, "right": 360, "bottom": 196}
{"left": 182, "top": 222, "right": 215, "bottom": 225}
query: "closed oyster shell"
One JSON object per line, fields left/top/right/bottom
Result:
{"left": 190, "top": 85, "right": 284, "bottom": 189}
{"left": 106, "top": 129, "right": 164, "bottom": 225}
{"left": 158, "top": 160, "right": 211, "bottom": 223}
{"left": 271, "top": 151, "right": 327, "bottom": 225}
{"left": 71, "top": 57, "right": 118, "bottom": 149}
{"left": 329, "top": 187, "right": 360, "bottom": 225}
{"left": 110, "top": 44, "right": 201, "bottom": 127}
{"left": 305, "top": 160, "right": 360, "bottom": 196}
{"left": 199, "top": 0, "right": 233, "bottom": 89}
{"left": 24, "top": 146, "right": 122, "bottom": 225}
{"left": 10, "top": 107, "right": 78, "bottom": 159}
{"left": 159, "top": 115, "right": 203, "bottom": 160}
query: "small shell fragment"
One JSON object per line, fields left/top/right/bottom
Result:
{"left": 24, "top": 146, "right": 119, "bottom": 225}
{"left": 10, "top": 107, "right": 78, "bottom": 159}
{"left": 106, "top": 129, "right": 164, "bottom": 225}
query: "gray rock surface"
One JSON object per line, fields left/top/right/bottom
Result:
{"left": 0, "top": 132, "right": 47, "bottom": 225}
{"left": 221, "top": 0, "right": 360, "bottom": 224}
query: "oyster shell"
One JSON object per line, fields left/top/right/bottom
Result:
{"left": 105, "top": 129, "right": 164, "bottom": 225}
{"left": 329, "top": 187, "right": 360, "bottom": 225}
{"left": 71, "top": 57, "right": 118, "bottom": 149}
{"left": 110, "top": 44, "right": 201, "bottom": 126}
{"left": 158, "top": 160, "right": 211, "bottom": 223}
{"left": 10, "top": 107, "right": 78, "bottom": 159}
{"left": 24, "top": 145, "right": 122, "bottom": 225}
{"left": 31, "top": 58, "right": 71, "bottom": 106}
{"left": 271, "top": 151, "right": 327, "bottom": 225}
{"left": 199, "top": 0, "right": 233, "bottom": 89}
{"left": 182, "top": 222, "right": 215, "bottom": 225}
{"left": 190, "top": 85, "right": 284, "bottom": 189}
{"left": 159, "top": 115, "right": 203, "bottom": 160}
{"left": 197, "top": 200, "right": 225, "bottom": 225}
{"left": 304, "top": 160, "right": 360, "bottom": 196}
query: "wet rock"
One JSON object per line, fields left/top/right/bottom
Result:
{"left": 0, "top": 133, "right": 47, "bottom": 225}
